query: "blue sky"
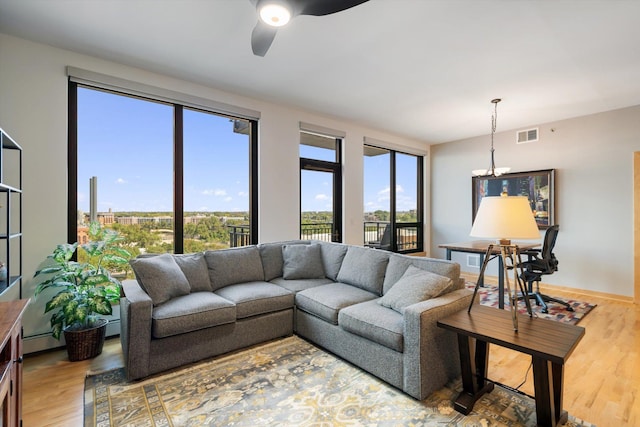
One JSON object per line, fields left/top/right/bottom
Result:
{"left": 78, "top": 87, "right": 417, "bottom": 214}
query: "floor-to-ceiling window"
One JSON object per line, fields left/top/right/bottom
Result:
{"left": 69, "top": 83, "right": 258, "bottom": 257}
{"left": 299, "top": 125, "right": 343, "bottom": 242}
{"left": 363, "top": 143, "right": 423, "bottom": 253}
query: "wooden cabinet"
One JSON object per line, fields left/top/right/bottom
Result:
{"left": 0, "top": 299, "right": 28, "bottom": 427}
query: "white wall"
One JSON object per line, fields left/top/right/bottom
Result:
{"left": 431, "top": 106, "right": 640, "bottom": 298}
{"left": 0, "top": 33, "right": 429, "bottom": 351}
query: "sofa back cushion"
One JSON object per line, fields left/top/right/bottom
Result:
{"left": 258, "top": 240, "right": 310, "bottom": 281}
{"left": 282, "top": 243, "right": 325, "bottom": 279}
{"left": 316, "top": 241, "right": 348, "bottom": 281}
{"left": 129, "top": 253, "right": 191, "bottom": 306}
{"left": 382, "top": 254, "right": 461, "bottom": 294}
{"left": 173, "top": 252, "right": 212, "bottom": 292}
{"left": 336, "top": 246, "right": 390, "bottom": 295}
{"left": 205, "top": 246, "right": 264, "bottom": 291}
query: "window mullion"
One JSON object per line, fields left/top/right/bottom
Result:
{"left": 174, "top": 105, "right": 184, "bottom": 254}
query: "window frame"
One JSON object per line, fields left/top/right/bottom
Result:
{"left": 363, "top": 144, "right": 424, "bottom": 253}
{"left": 67, "top": 81, "right": 259, "bottom": 252}
{"left": 299, "top": 134, "right": 343, "bottom": 242}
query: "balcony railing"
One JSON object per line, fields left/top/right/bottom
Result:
{"left": 227, "top": 225, "right": 251, "bottom": 248}
{"left": 300, "top": 222, "right": 333, "bottom": 241}
{"left": 229, "top": 221, "right": 420, "bottom": 252}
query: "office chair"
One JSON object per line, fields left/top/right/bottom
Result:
{"left": 518, "top": 224, "right": 574, "bottom": 314}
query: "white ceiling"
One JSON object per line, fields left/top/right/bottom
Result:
{"left": 1, "top": 0, "right": 640, "bottom": 143}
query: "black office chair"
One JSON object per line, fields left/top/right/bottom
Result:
{"left": 518, "top": 225, "right": 574, "bottom": 314}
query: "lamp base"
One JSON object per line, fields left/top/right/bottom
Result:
{"left": 468, "top": 243, "right": 533, "bottom": 331}
{"left": 499, "top": 239, "right": 511, "bottom": 246}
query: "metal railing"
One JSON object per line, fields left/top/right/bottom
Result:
{"left": 229, "top": 221, "right": 420, "bottom": 252}
{"left": 228, "top": 225, "right": 251, "bottom": 248}
{"left": 300, "top": 222, "right": 333, "bottom": 241}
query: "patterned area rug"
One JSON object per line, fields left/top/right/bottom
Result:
{"left": 85, "top": 336, "right": 595, "bottom": 426}
{"left": 466, "top": 282, "right": 596, "bottom": 325}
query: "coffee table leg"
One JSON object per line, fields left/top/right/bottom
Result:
{"left": 455, "top": 335, "right": 494, "bottom": 414}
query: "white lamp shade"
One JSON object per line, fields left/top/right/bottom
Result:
{"left": 470, "top": 196, "right": 540, "bottom": 240}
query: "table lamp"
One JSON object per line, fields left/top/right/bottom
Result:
{"left": 468, "top": 195, "right": 540, "bottom": 331}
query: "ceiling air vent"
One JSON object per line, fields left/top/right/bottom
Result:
{"left": 516, "top": 128, "right": 538, "bottom": 144}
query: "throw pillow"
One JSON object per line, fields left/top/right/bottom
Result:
{"left": 173, "top": 252, "right": 212, "bottom": 292}
{"left": 282, "top": 243, "right": 325, "bottom": 280}
{"left": 130, "top": 253, "right": 191, "bottom": 306}
{"left": 378, "top": 265, "right": 453, "bottom": 314}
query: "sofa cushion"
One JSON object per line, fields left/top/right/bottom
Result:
{"left": 295, "top": 282, "right": 378, "bottom": 324}
{"left": 282, "top": 243, "right": 325, "bottom": 279}
{"left": 338, "top": 299, "right": 404, "bottom": 352}
{"left": 378, "top": 265, "right": 453, "bottom": 314}
{"left": 215, "top": 281, "right": 294, "bottom": 319}
{"left": 317, "top": 241, "right": 348, "bottom": 281}
{"left": 129, "top": 254, "right": 191, "bottom": 306}
{"left": 205, "top": 246, "right": 264, "bottom": 291}
{"left": 151, "top": 292, "right": 236, "bottom": 338}
{"left": 270, "top": 277, "right": 334, "bottom": 293}
{"left": 258, "top": 240, "right": 310, "bottom": 281}
{"left": 173, "top": 252, "right": 212, "bottom": 292}
{"left": 383, "top": 253, "right": 461, "bottom": 294}
{"left": 336, "top": 246, "right": 390, "bottom": 295}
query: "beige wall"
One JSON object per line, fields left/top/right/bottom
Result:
{"left": 0, "top": 33, "right": 429, "bottom": 350}
{"left": 431, "top": 105, "right": 640, "bottom": 298}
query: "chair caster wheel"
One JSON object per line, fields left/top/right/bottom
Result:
{"left": 567, "top": 307, "right": 574, "bottom": 312}
{"left": 542, "top": 309, "right": 549, "bottom": 314}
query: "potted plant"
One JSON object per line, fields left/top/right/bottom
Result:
{"left": 34, "top": 222, "right": 131, "bottom": 361}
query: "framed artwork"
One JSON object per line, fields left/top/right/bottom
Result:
{"left": 472, "top": 169, "right": 555, "bottom": 229}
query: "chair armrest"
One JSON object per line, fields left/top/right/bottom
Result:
{"left": 120, "top": 279, "right": 153, "bottom": 380}
{"left": 402, "top": 288, "right": 474, "bottom": 399}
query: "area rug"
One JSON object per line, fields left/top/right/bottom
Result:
{"left": 466, "top": 282, "right": 596, "bottom": 325}
{"left": 85, "top": 336, "right": 595, "bottom": 427}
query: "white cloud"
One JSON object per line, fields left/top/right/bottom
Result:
{"left": 315, "top": 194, "right": 329, "bottom": 201}
{"left": 238, "top": 191, "right": 248, "bottom": 197}
{"left": 202, "top": 189, "right": 228, "bottom": 197}
{"left": 224, "top": 196, "right": 233, "bottom": 202}
{"left": 116, "top": 178, "right": 127, "bottom": 184}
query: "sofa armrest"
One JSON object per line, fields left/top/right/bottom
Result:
{"left": 120, "top": 279, "right": 153, "bottom": 380}
{"left": 402, "top": 288, "right": 474, "bottom": 399}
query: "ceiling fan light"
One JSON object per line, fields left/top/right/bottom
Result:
{"left": 259, "top": 3, "right": 291, "bottom": 27}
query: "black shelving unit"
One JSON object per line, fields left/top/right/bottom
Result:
{"left": 0, "top": 128, "right": 22, "bottom": 299}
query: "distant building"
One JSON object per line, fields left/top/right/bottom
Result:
{"left": 97, "top": 208, "right": 115, "bottom": 225}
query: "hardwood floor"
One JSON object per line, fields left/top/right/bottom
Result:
{"left": 23, "top": 285, "right": 638, "bottom": 426}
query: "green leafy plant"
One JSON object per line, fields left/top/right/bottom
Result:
{"left": 34, "top": 222, "right": 131, "bottom": 339}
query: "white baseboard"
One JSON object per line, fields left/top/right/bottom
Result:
{"left": 23, "top": 320, "right": 121, "bottom": 354}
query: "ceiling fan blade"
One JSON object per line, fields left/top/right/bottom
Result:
{"left": 296, "top": 0, "right": 369, "bottom": 16}
{"left": 251, "top": 20, "right": 278, "bottom": 57}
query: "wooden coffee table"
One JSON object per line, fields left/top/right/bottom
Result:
{"left": 437, "top": 305, "right": 585, "bottom": 427}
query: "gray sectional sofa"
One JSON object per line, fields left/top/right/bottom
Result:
{"left": 120, "top": 240, "right": 473, "bottom": 400}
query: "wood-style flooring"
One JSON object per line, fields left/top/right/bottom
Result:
{"left": 22, "top": 284, "right": 639, "bottom": 426}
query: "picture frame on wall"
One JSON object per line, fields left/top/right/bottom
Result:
{"left": 472, "top": 169, "right": 555, "bottom": 229}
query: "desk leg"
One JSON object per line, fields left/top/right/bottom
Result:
{"left": 498, "top": 255, "right": 505, "bottom": 309}
{"left": 454, "top": 335, "right": 494, "bottom": 415}
{"left": 532, "top": 357, "right": 568, "bottom": 427}
{"left": 446, "top": 249, "right": 452, "bottom": 261}
{"left": 478, "top": 253, "right": 485, "bottom": 287}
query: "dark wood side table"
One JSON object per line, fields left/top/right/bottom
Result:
{"left": 437, "top": 305, "right": 584, "bottom": 427}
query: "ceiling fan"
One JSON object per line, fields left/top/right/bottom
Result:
{"left": 249, "top": 0, "right": 370, "bottom": 57}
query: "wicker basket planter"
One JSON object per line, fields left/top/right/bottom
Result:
{"left": 63, "top": 318, "right": 108, "bottom": 362}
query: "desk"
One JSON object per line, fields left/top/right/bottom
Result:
{"left": 437, "top": 305, "right": 585, "bottom": 427}
{"left": 439, "top": 241, "right": 539, "bottom": 308}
